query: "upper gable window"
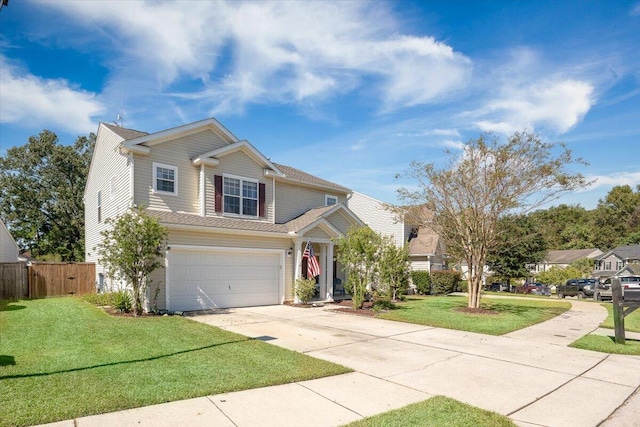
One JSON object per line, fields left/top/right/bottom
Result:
{"left": 224, "top": 175, "right": 258, "bottom": 217}
{"left": 153, "top": 163, "right": 178, "bottom": 195}
{"left": 325, "top": 195, "right": 338, "bottom": 206}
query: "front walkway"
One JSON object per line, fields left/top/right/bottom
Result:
{"left": 40, "top": 300, "right": 640, "bottom": 427}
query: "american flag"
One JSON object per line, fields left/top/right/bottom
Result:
{"left": 303, "top": 241, "right": 321, "bottom": 278}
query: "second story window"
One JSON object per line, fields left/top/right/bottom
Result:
{"left": 224, "top": 176, "right": 258, "bottom": 217}
{"left": 153, "top": 163, "right": 178, "bottom": 195}
{"left": 325, "top": 195, "right": 338, "bottom": 206}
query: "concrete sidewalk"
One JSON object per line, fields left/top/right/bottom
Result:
{"left": 39, "top": 301, "right": 640, "bottom": 427}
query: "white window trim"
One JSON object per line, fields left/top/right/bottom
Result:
{"left": 223, "top": 173, "right": 259, "bottom": 218}
{"left": 153, "top": 162, "right": 178, "bottom": 196}
{"left": 325, "top": 194, "right": 338, "bottom": 206}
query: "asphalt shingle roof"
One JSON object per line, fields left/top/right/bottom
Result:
{"left": 273, "top": 163, "right": 351, "bottom": 194}
{"left": 102, "top": 123, "right": 149, "bottom": 140}
{"left": 545, "top": 249, "right": 601, "bottom": 264}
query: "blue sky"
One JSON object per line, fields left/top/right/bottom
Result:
{"left": 1, "top": 0, "right": 638, "bottom": 209}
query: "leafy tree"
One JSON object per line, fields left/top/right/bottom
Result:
{"left": 397, "top": 131, "right": 587, "bottom": 309}
{"left": 486, "top": 214, "right": 546, "bottom": 286}
{"left": 569, "top": 258, "right": 594, "bottom": 277}
{"left": 528, "top": 204, "right": 592, "bottom": 249}
{"left": 536, "top": 266, "right": 573, "bottom": 286}
{"left": 96, "top": 207, "right": 168, "bottom": 316}
{"left": 590, "top": 185, "right": 640, "bottom": 250}
{"left": 335, "top": 227, "right": 381, "bottom": 309}
{"left": 0, "top": 130, "right": 95, "bottom": 261}
{"left": 377, "top": 236, "right": 411, "bottom": 301}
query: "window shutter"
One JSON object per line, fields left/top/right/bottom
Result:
{"left": 214, "top": 175, "right": 222, "bottom": 213}
{"left": 259, "top": 183, "right": 266, "bottom": 217}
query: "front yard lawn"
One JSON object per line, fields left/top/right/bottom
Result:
{"left": 378, "top": 296, "right": 571, "bottom": 335}
{"left": 569, "top": 334, "right": 640, "bottom": 355}
{"left": 0, "top": 297, "right": 350, "bottom": 427}
{"left": 344, "top": 395, "right": 515, "bottom": 427}
{"left": 599, "top": 303, "right": 640, "bottom": 333}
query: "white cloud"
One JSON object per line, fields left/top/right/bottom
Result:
{"left": 583, "top": 171, "right": 640, "bottom": 191}
{"left": 396, "top": 128, "right": 460, "bottom": 137}
{"left": 630, "top": 3, "right": 640, "bottom": 16}
{"left": 474, "top": 78, "right": 594, "bottom": 135}
{"left": 0, "top": 57, "right": 105, "bottom": 134}
{"left": 43, "top": 1, "right": 471, "bottom": 115}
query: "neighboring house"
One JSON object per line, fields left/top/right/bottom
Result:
{"left": 84, "top": 118, "right": 365, "bottom": 311}
{"left": 347, "top": 191, "right": 405, "bottom": 247}
{"left": 527, "top": 248, "right": 603, "bottom": 274}
{"left": 403, "top": 207, "right": 448, "bottom": 273}
{"left": 0, "top": 220, "right": 19, "bottom": 262}
{"left": 593, "top": 245, "right": 640, "bottom": 280}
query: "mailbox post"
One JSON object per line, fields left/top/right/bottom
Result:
{"left": 611, "top": 277, "right": 640, "bottom": 344}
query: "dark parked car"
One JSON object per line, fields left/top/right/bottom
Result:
{"left": 557, "top": 278, "right": 597, "bottom": 299}
{"left": 515, "top": 282, "right": 551, "bottom": 296}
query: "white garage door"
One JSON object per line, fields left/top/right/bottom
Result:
{"left": 167, "top": 246, "right": 282, "bottom": 311}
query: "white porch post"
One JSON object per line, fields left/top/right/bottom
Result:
{"left": 293, "top": 239, "right": 302, "bottom": 304}
{"left": 320, "top": 244, "right": 327, "bottom": 300}
{"left": 326, "top": 242, "right": 334, "bottom": 301}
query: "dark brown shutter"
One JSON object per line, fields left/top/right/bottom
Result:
{"left": 259, "top": 183, "right": 266, "bottom": 217}
{"left": 214, "top": 175, "right": 222, "bottom": 213}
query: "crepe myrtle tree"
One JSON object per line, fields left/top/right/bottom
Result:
{"left": 96, "top": 206, "right": 168, "bottom": 316}
{"left": 335, "top": 226, "right": 382, "bottom": 309}
{"left": 396, "top": 131, "right": 589, "bottom": 309}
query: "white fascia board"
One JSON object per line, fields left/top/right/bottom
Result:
{"left": 196, "top": 140, "right": 284, "bottom": 176}
{"left": 123, "top": 117, "right": 240, "bottom": 149}
{"left": 276, "top": 176, "right": 351, "bottom": 194}
{"left": 192, "top": 157, "right": 220, "bottom": 167}
{"left": 297, "top": 218, "right": 342, "bottom": 238}
{"left": 119, "top": 144, "right": 150, "bottom": 155}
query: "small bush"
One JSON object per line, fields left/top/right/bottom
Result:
{"left": 373, "top": 297, "right": 396, "bottom": 313}
{"left": 411, "top": 270, "right": 431, "bottom": 295}
{"left": 431, "top": 271, "right": 461, "bottom": 295}
{"left": 457, "top": 280, "right": 468, "bottom": 292}
{"left": 295, "top": 277, "right": 317, "bottom": 304}
{"left": 81, "top": 292, "right": 115, "bottom": 306}
{"left": 113, "top": 290, "right": 133, "bottom": 313}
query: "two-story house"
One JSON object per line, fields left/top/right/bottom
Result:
{"left": 527, "top": 248, "right": 603, "bottom": 275}
{"left": 593, "top": 245, "right": 640, "bottom": 280}
{"left": 84, "top": 118, "right": 366, "bottom": 312}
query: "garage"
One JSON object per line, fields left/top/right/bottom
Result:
{"left": 166, "top": 246, "right": 283, "bottom": 311}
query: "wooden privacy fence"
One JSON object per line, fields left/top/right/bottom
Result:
{"left": 0, "top": 262, "right": 95, "bottom": 299}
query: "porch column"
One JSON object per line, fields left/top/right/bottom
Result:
{"left": 293, "top": 239, "right": 302, "bottom": 304}
{"left": 326, "top": 242, "right": 334, "bottom": 301}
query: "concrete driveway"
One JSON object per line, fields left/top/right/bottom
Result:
{"left": 44, "top": 300, "right": 640, "bottom": 427}
{"left": 186, "top": 301, "right": 640, "bottom": 427}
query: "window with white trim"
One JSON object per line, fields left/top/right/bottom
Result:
{"left": 325, "top": 195, "right": 338, "bottom": 206}
{"left": 224, "top": 175, "right": 258, "bottom": 217}
{"left": 153, "top": 163, "right": 178, "bottom": 195}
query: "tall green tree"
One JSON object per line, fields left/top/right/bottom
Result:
{"left": 397, "top": 131, "right": 588, "bottom": 309}
{"left": 486, "top": 214, "right": 546, "bottom": 286}
{"left": 96, "top": 207, "right": 168, "bottom": 316}
{"left": 528, "top": 204, "right": 592, "bottom": 249}
{"left": 377, "top": 236, "right": 411, "bottom": 301}
{"left": 590, "top": 185, "right": 640, "bottom": 250}
{"left": 0, "top": 130, "right": 95, "bottom": 261}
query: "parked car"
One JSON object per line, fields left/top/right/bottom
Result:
{"left": 556, "top": 278, "right": 597, "bottom": 299}
{"left": 596, "top": 276, "right": 640, "bottom": 301}
{"left": 515, "top": 282, "right": 551, "bottom": 296}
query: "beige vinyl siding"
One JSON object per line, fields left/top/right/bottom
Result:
{"left": 348, "top": 191, "right": 405, "bottom": 247}
{"left": 275, "top": 182, "right": 346, "bottom": 223}
{"left": 150, "top": 229, "right": 294, "bottom": 309}
{"left": 85, "top": 125, "right": 132, "bottom": 285}
{"left": 0, "top": 221, "right": 19, "bottom": 262}
{"left": 325, "top": 211, "right": 355, "bottom": 235}
{"left": 205, "top": 151, "right": 274, "bottom": 222}
{"left": 304, "top": 228, "right": 332, "bottom": 239}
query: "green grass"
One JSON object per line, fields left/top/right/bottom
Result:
{"left": 570, "top": 334, "right": 640, "bottom": 355}
{"left": 378, "top": 296, "right": 571, "bottom": 335}
{"left": 344, "top": 395, "right": 515, "bottom": 427}
{"left": 0, "top": 297, "right": 350, "bottom": 427}
{"left": 599, "top": 303, "right": 640, "bottom": 333}
{"left": 482, "top": 291, "right": 553, "bottom": 300}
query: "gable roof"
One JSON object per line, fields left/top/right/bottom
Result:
{"left": 544, "top": 248, "right": 602, "bottom": 264}
{"left": 102, "top": 123, "right": 148, "bottom": 140}
{"left": 194, "top": 140, "right": 284, "bottom": 176}
{"left": 408, "top": 225, "right": 443, "bottom": 256}
{"left": 595, "top": 245, "right": 640, "bottom": 261}
{"left": 273, "top": 163, "right": 350, "bottom": 194}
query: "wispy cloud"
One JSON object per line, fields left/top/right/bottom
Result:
{"left": 630, "top": 3, "right": 640, "bottom": 16}
{"left": 0, "top": 56, "right": 104, "bottom": 134}
{"left": 42, "top": 1, "right": 471, "bottom": 117}
{"left": 583, "top": 171, "right": 640, "bottom": 191}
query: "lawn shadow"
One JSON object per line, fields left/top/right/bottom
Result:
{"left": 0, "top": 337, "right": 249, "bottom": 380}
{"left": 0, "top": 355, "right": 16, "bottom": 366}
{"left": 602, "top": 335, "right": 640, "bottom": 344}
{"left": 0, "top": 300, "right": 26, "bottom": 312}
